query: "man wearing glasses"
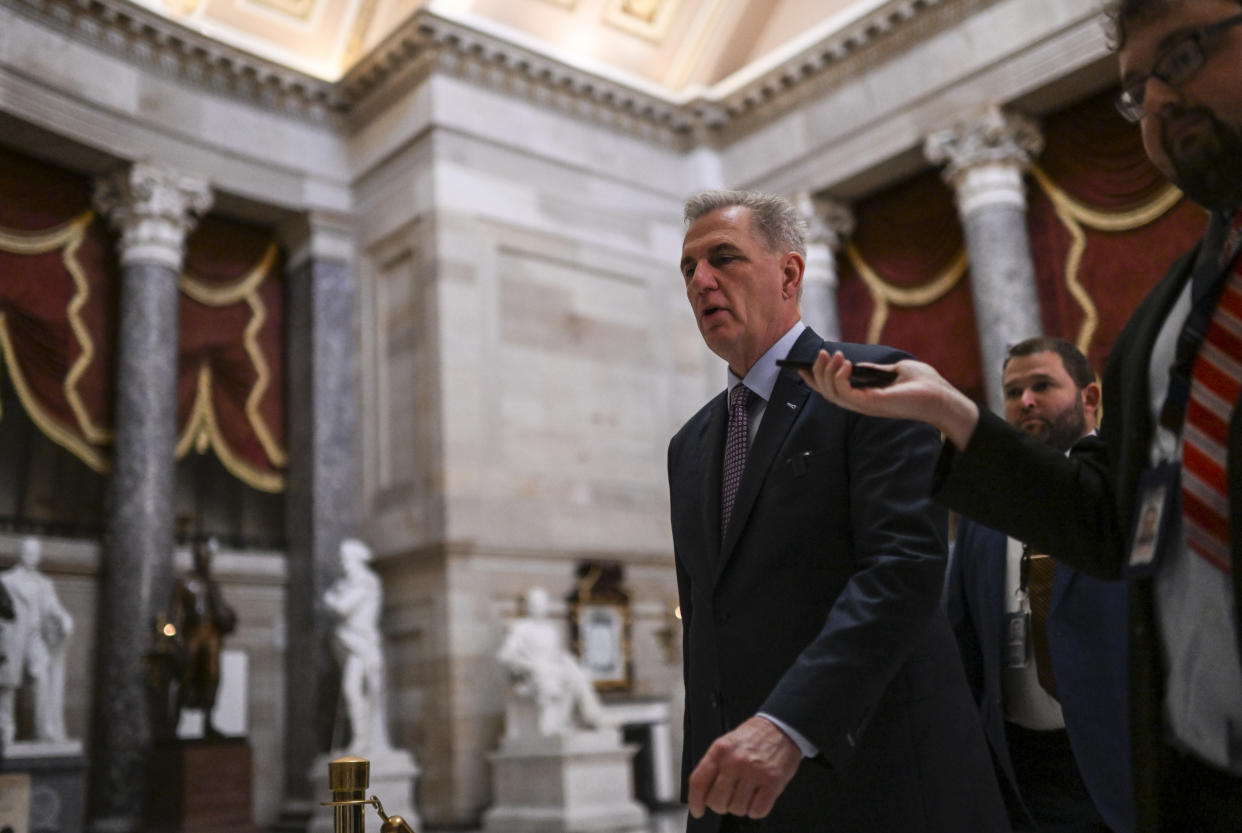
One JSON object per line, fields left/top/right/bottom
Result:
{"left": 797, "top": 2, "right": 1242, "bottom": 832}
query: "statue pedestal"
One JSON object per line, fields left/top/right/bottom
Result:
{"left": 0, "top": 741, "right": 87, "bottom": 833}
{"left": 143, "top": 738, "right": 262, "bottom": 833}
{"left": 307, "top": 748, "right": 419, "bottom": 833}
{"left": 483, "top": 730, "right": 648, "bottom": 833}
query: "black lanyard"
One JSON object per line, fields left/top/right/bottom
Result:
{"left": 1019, "top": 543, "right": 1035, "bottom": 595}
{"left": 1158, "top": 212, "right": 1241, "bottom": 435}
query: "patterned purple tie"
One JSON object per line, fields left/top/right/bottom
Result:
{"left": 721, "top": 384, "right": 753, "bottom": 538}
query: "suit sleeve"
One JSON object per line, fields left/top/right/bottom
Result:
{"left": 934, "top": 410, "right": 1126, "bottom": 580}
{"left": 759, "top": 407, "right": 949, "bottom": 769}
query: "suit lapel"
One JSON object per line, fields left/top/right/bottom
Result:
{"left": 715, "top": 330, "right": 819, "bottom": 584}
{"left": 1114, "top": 247, "right": 1196, "bottom": 531}
{"left": 982, "top": 530, "right": 1008, "bottom": 660}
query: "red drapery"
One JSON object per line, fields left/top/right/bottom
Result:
{"left": 0, "top": 147, "right": 287, "bottom": 491}
{"left": 836, "top": 89, "right": 1207, "bottom": 399}
{"left": 1027, "top": 90, "right": 1206, "bottom": 370}
{"left": 178, "top": 217, "right": 287, "bottom": 492}
{"left": 837, "top": 169, "right": 984, "bottom": 400}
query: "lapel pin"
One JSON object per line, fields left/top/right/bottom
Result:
{"left": 786, "top": 401, "right": 797, "bottom": 410}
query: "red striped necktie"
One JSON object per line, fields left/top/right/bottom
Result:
{"left": 1180, "top": 212, "right": 1242, "bottom": 574}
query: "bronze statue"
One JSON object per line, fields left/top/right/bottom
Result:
{"left": 167, "top": 537, "right": 237, "bottom": 738}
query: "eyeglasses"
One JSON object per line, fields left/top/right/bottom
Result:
{"left": 1115, "top": 12, "right": 1242, "bottom": 123}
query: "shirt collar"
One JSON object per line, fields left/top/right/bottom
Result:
{"left": 726, "top": 320, "right": 806, "bottom": 404}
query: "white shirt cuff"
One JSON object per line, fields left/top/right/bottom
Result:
{"left": 757, "top": 712, "right": 818, "bottom": 758}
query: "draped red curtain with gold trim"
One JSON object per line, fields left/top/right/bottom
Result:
{"left": 0, "top": 147, "right": 286, "bottom": 492}
{"left": 836, "top": 89, "right": 1208, "bottom": 398}
{"left": 837, "top": 169, "right": 984, "bottom": 401}
{"left": 1027, "top": 89, "right": 1206, "bottom": 370}
{"left": 0, "top": 148, "right": 118, "bottom": 471}
{"left": 178, "top": 218, "right": 286, "bottom": 492}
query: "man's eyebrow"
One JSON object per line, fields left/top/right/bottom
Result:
{"left": 1003, "top": 372, "right": 1058, "bottom": 387}
{"left": 1154, "top": 23, "right": 1201, "bottom": 55}
{"left": 704, "top": 242, "right": 744, "bottom": 258}
{"left": 1120, "top": 24, "right": 1202, "bottom": 85}
{"left": 681, "top": 242, "right": 743, "bottom": 269}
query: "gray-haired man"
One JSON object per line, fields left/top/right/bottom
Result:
{"left": 668, "top": 189, "right": 1006, "bottom": 832}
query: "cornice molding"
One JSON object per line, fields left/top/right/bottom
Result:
{"left": 338, "top": 9, "right": 697, "bottom": 146}
{"left": 2, "top": 0, "right": 345, "bottom": 121}
{"left": 688, "top": 0, "right": 1001, "bottom": 139}
{"left": 4, "top": 0, "right": 1003, "bottom": 143}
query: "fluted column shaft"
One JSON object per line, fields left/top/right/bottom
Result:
{"left": 795, "top": 192, "right": 854, "bottom": 342}
{"left": 89, "top": 163, "right": 212, "bottom": 832}
{"left": 926, "top": 106, "right": 1045, "bottom": 412}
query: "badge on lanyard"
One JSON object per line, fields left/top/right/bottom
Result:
{"left": 1127, "top": 460, "right": 1179, "bottom": 577}
{"left": 1004, "top": 542, "right": 1039, "bottom": 669}
{"left": 1004, "top": 608, "right": 1030, "bottom": 669}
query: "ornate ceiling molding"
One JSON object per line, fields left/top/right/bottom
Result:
{"left": 338, "top": 8, "right": 698, "bottom": 145}
{"left": 2, "top": 0, "right": 345, "bottom": 119}
{"left": 602, "top": 0, "right": 683, "bottom": 43}
{"left": 687, "top": 0, "right": 1000, "bottom": 137}
{"left": 3, "top": 0, "right": 999, "bottom": 143}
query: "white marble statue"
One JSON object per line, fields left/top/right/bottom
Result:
{"left": 497, "top": 587, "right": 610, "bottom": 738}
{"left": 324, "top": 538, "right": 390, "bottom": 754}
{"left": 0, "top": 536, "right": 74, "bottom": 745}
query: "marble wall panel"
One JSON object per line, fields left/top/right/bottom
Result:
{"left": 425, "top": 75, "right": 695, "bottom": 198}
{"left": 441, "top": 245, "right": 680, "bottom": 553}
{"left": 358, "top": 219, "right": 447, "bottom": 556}
{"left": 367, "top": 547, "right": 449, "bottom": 813}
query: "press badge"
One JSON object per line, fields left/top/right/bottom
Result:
{"left": 1004, "top": 608, "right": 1030, "bottom": 669}
{"left": 1127, "top": 461, "right": 1179, "bottom": 577}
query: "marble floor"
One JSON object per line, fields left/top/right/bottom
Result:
{"left": 425, "top": 806, "right": 688, "bottom": 833}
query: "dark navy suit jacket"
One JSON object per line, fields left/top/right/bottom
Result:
{"left": 668, "top": 328, "right": 1007, "bottom": 833}
{"left": 947, "top": 506, "right": 1134, "bottom": 833}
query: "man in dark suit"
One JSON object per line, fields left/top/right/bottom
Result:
{"left": 668, "top": 189, "right": 1007, "bottom": 832}
{"left": 800, "top": 4, "right": 1242, "bottom": 830}
{"left": 946, "top": 337, "right": 1131, "bottom": 833}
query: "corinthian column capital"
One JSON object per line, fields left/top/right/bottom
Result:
{"left": 94, "top": 162, "right": 213, "bottom": 269}
{"left": 795, "top": 191, "right": 855, "bottom": 253}
{"left": 924, "top": 106, "right": 1044, "bottom": 216}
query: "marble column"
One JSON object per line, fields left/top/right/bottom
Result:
{"left": 925, "top": 106, "right": 1045, "bottom": 412}
{"left": 794, "top": 192, "right": 854, "bottom": 342}
{"left": 89, "top": 163, "right": 212, "bottom": 832}
{"left": 274, "top": 212, "right": 359, "bottom": 827}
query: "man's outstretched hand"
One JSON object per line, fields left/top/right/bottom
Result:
{"left": 687, "top": 716, "right": 802, "bottom": 820}
{"left": 802, "top": 349, "right": 980, "bottom": 450}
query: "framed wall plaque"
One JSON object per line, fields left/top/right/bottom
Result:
{"left": 568, "top": 562, "right": 632, "bottom": 691}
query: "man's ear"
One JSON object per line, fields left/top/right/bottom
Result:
{"left": 780, "top": 251, "right": 805, "bottom": 300}
{"left": 1082, "top": 381, "right": 1102, "bottom": 424}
